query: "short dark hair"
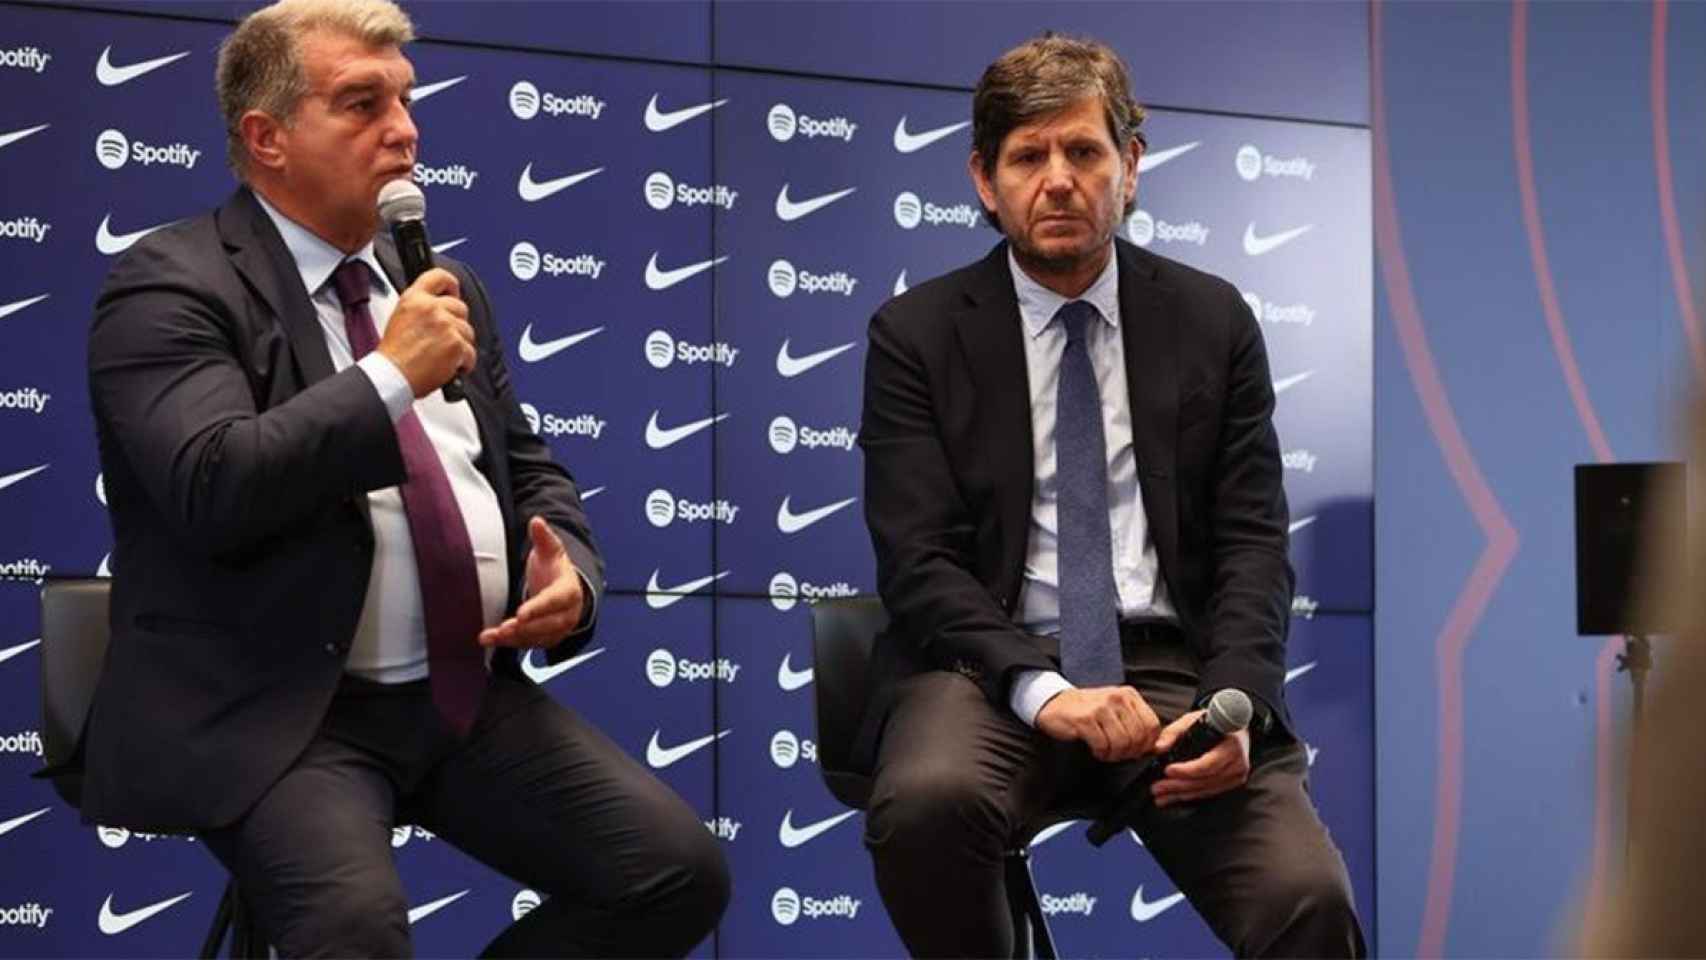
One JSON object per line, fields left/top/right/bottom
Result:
{"left": 971, "top": 33, "right": 1147, "bottom": 228}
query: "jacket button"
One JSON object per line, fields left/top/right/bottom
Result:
{"left": 324, "top": 642, "right": 338, "bottom": 655}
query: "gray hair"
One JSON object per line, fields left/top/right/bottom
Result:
{"left": 971, "top": 33, "right": 1147, "bottom": 229}
{"left": 216, "top": 0, "right": 415, "bottom": 175}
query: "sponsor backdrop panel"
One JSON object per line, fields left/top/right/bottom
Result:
{"left": 712, "top": 597, "right": 904, "bottom": 958}
{"left": 711, "top": 1, "right": 1368, "bottom": 126}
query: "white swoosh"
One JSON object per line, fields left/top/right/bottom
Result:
{"left": 406, "top": 890, "right": 469, "bottom": 925}
{"left": 893, "top": 270, "right": 908, "bottom": 296}
{"left": 97, "top": 553, "right": 112, "bottom": 578}
{"left": 0, "top": 464, "right": 49, "bottom": 492}
{"left": 892, "top": 116, "right": 969, "bottom": 154}
{"left": 1306, "top": 744, "right": 1320, "bottom": 766}
{"left": 1242, "top": 222, "right": 1313, "bottom": 256}
{"left": 410, "top": 75, "right": 467, "bottom": 103}
{"left": 580, "top": 485, "right": 606, "bottom": 500}
{"left": 430, "top": 238, "right": 466, "bottom": 255}
{"left": 1137, "top": 141, "right": 1200, "bottom": 173}
{"left": 1289, "top": 515, "right": 1317, "bottom": 535}
{"left": 518, "top": 323, "right": 604, "bottom": 362}
{"left": 778, "top": 808, "right": 858, "bottom": 847}
{"left": 775, "top": 184, "right": 857, "bottom": 222}
{"left": 0, "top": 807, "right": 49, "bottom": 837}
{"left": 1129, "top": 885, "right": 1186, "bottom": 923}
{"left": 1028, "top": 820, "right": 1080, "bottom": 846}
{"left": 517, "top": 162, "right": 604, "bottom": 202}
{"left": 776, "top": 495, "right": 857, "bottom": 534}
{"left": 521, "top": 646, "right": 605, "bottom": 685}
{"left": 644, "top": 94, "right": 728, "bottom": 132}
{"left": 0, "top": 124, "right": 50, "bottom": 151}
{"left": 1285, "top": 661, "right": 1318, "bottom": 684}
{"left": 776, "top": 339, "right": 856, "bottom": 378}
{"left": 0, "top": 294, "right": 49, "bottom": 323}
{"left": 644, "top": 252, "right": 728, "bottom": 290}
{"left": 98, "top": 892, "right": 193, "bottom": 935}
{"left": 645, "top": 410, "right": 726, "bottom": 449}
{"left": 645, "top": 569, "right": 729, "bottom": 609}
{"left": 95, "top": 46, "right": 190, "bottom": 86}
{"left": 96, "top": 214, "right": 175, "bottom": 256}
{"left": 0, "top": 639, "right": 41, "bottom": 666}
{"left": 777, "top": 652, "right": 814, "bottom": 691}
{"left": 1273, "top": 370, "right": 1315, "bottom": 395}
{"left": 646, "top": 729, "right": 729, "bottom": 768}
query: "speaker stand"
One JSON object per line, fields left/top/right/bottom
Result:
{"left": 1615, "top": 634, "right": 1653, "bottom": 876}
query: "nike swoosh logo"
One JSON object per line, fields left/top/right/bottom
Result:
{"left": 776, "top": 495, "right": 857, "bottom": 534}
{"left": 645, "top": 410, "right": 726, "bottom": 449}
{"left": 1137, "top": 141, "right": 1200, "bottom": 173}
{"left": 645, "top": 569, "right": 729, "bottom": 609}
{"left": 0, "top": 124, "right": 50, "bottom": 152}
{"left": 893, "top": 270, "right": 908, "bottom": 297}
{"left": 406, "top": 890, "right": 469, "bottom": 925}
{"left": 0, "top": 807, "right": 49, "bottom": 837}
{"left": 776, "top": 652, "right": 814, "bottom": 691}
{"left": 775, "top": 184, "right": 857, "bottom": 222}
{"left": 644, "top": 94, "right": 728, "bottom": 132}
{"left": 1242, "top": 222, "right": 1313, "bottom": 256}
{"left": 520, "top": 646, "right": 605, "bottom": 685}
{"left": 98, "top": 892, "right": 193, "bottom": 935}
{"left": 1028, "top": 820, "right": 1081, "bottom": 847}
{"left": 1273, "top": 370, "right": 1315, "bottom": 395}
{"left": 518, "top": 323, "right": 604, "bottom": 362}
{"left": 0, "top": 639, "right": 41, "bottom": 666}
{"left": 410, "top": 75, "right": 467, "bottom": 103}
{"left": 644, "top": 252, "right": 728, "bottom": 291}
{"left": 97, "top": 552, "right": 112, "bottom": 578}
{"left": 892, "top": 116, "right": 969, "bottom": 154}
{"left": 1130, "top": 885, "right": 1186, "bottom": 923}
{"left": 778, "top": 808, "right": 859, "bottom": 848}
{"left": 95, "top": 46, "right": 190, "bottom": 86}
{"left": 581, "top": 485, "right": 606, "bottom": 500}
{"left": 1285, "top": 661, "right": 1318, "bottom": 684}
{"left": 1306, "top": 744, "right": 1320, "bottom": 766}
{"left": 0, "top": 464, "right": 49, "bottom": 492}
{"left": 1289, "top": 515, "right": 1317, "bottom": 535}
{"left": 431, "top": 238, "right": 466, "bottom": 255}
{"left": 0, "top": 294, "right": 49, "bottom": 322}
{"left": 96, "top": 214, "right": 175, "bottom": 256}
{"left": 517, "top": 162, "right": 604, "bottom": 202}
{"left": 646, "top": 729, "right": 729, "bottom": 768}
{"left": 776, "top": 339, "right": 856, "bottom": 378}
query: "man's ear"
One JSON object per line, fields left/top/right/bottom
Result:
{"left": 238, "top": 109, "right": 287, "bottom": 174}
{"left": 968, "top": 150, "right": 998, "bottom": 214}
{"left": 1122, "top": 138, "right": 1141, "bottom": 207}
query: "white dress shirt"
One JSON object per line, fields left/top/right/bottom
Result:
{"left": 255, "top": 194, "right": 510, "bottom": 682}
{"left": 1006, "top": 244, "right": 1176, "bottom": 725}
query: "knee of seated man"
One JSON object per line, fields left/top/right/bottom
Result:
{"left": 1253, "top": 854, "right": 1358, "bottom": 936}
{"left": 283, "top": 891, "right": 410, "bottom": 958}
{"left": 617, "top": 812, "right": 731, "bottom": 934}
{"left": 867, "top": 761, "right": 1007, "bottom": 845}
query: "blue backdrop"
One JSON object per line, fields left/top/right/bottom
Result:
{"left": 0, "top": 1, "right": 1373, "bottom": 956}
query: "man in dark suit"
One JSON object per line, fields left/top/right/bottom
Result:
{"left": 857, "top": 34, "right": 1364, "bottom": 957}
{"left": 81, "top": 1, "right": 726, "bottom": 955}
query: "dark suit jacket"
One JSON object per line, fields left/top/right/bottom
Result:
{"left": 855, "top": 239, "right": 1294, "bottom": 769}
{"left": 81, "top": 187, "right": 604, "bottom": 831}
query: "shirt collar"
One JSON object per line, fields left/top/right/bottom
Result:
{"left": 1009, "top": 242, "right": 1120, "bottom": 340}
{"left": 252, "top": 189, "right": 392, "bottom": 300}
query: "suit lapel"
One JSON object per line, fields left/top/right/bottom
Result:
{"left": 952, "top": 245, "right": 1034, "bottom": 571}
{"left": 1115, "top": 241, "right": 1181, "bottom": 587}
{"left": 218, "top": 188, "right": 337, "bottom": 388}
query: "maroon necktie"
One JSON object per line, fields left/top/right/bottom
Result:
{"left": 331, "top": 260, "right": 485, "bottom": 734}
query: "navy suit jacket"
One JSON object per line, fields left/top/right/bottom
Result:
{"left": 81, "top": 187, "right": 603, "bottom": 831}
{"left": 854, "top": 239, "right": 1295, "bottom": 770}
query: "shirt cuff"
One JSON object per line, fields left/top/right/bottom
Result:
{"left": 1010, "top": 669, "right": 1075, "bottom": 727}
{"left": 570, "top": 569, "right": 599, "bottom": 635}
{"left": 356, "top": 351, "right": 414, "bottom": 423}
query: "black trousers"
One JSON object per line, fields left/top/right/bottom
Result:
{"left": 864, "top": 636, "right": 1365, "bottom": 959}
{"left": 200, "top": 670, "right": 729, "bottom": 958}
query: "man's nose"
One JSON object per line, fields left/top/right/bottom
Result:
{"left": 1040, "top": 150, "right": 1075, "bottom": 193}
{"left": 384, "top": 97, "right": 418, "bottom": 155}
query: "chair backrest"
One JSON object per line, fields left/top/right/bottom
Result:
{"left": 37, "top": 578, "right": 113, "bottom": 809}
{"left": 808, "top": 595, "right": 889, "bottom": 810}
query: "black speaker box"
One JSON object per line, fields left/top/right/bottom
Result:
{"left": 1574, "top": 462, "right": 1684, "bottom": 635}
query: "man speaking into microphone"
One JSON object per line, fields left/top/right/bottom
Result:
{"left": 81, "top": 1, "right": 727, "bottom": 955}
{"left": 856, "top": 34, "right": 1362, "bottom": 957}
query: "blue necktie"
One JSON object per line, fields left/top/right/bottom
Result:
{"left": 1054, "top": 300, "right": 1123, "bottom": 688}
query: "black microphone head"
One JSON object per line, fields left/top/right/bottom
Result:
{"left": 1205, "top": 688, "right": 1253, "bottom": 734}
{"left": 377, "top": 178, "right": 426, "bottom": 226}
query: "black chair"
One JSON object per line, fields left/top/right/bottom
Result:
{"left": 37, "top": 578, "right": 266, "bottom": 960}
{"left": 810, "top": 596, "right": 1085, "bottom": 960}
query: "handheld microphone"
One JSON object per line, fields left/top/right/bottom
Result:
{"left": 1085, "top": 687, "right": 1253, "bottom": 846}
{"left": 377, "top": 179, "right": 464, "bottom": 403}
